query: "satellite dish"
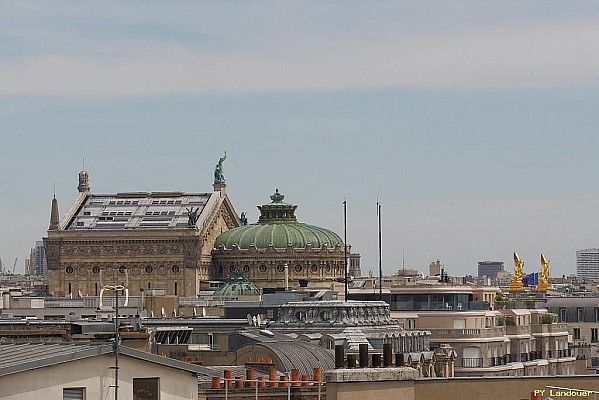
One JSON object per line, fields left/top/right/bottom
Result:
{"left": 256, "top": 314, "right": 262, "bottom": 327}
{"left": 247, "top": 314, "right": 253, "bottom": 326}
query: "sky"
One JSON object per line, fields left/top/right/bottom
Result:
{"left": 2, "top": 1, "right": 599, "bottom": 278}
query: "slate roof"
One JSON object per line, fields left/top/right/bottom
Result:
{"left": 0, "top": 342, "right": 218, "bottom": 377}
{"left": 66, "top": 192, "right": 212, "bottom": 230}
{"left": 544, "top": 297, "right": 599, "bottom": 308}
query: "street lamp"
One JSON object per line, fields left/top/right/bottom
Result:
{"left": 101, "top": 284, "right": 128, "bottom": 400}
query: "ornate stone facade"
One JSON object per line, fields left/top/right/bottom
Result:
{"left": 272, "top": 300, "right": 394, "bottom": 329}
{"left": 44, "top": 171, "right": 239, "bottom": 298}
{"left": 211, "top": 243, "right": 346, "bottom": 289}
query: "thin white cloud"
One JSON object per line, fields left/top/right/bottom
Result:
{"left": 1, "top": 22, "right": 598, "bottom": 96}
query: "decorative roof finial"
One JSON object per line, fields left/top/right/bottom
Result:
{"left": 270, "top": 189, "right": 284, "bottom": 203}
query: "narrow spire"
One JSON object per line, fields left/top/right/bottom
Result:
{"left": 49, "top": 195, "right": 60, "bottom": 230}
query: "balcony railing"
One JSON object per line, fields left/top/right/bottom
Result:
{"left": 428, "top": 327, "right": 505, "bottom": 339}
{"left": 187, "top": 343, "right": 221, "bottom": 351}
{"left": 461, "top": 358, "right": 483, "bottom": 368}
{"left": 556, "top": 349, "right": 572, "bottom": 358}
{"left": 490, "top": 356, "right": 507, "bottom": 366}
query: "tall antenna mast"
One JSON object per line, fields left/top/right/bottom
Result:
{"left": 343, "top": 199, "right": 348, "bottom": 302}
{"left": 377, "top": 200, "right": 382, "bottom": 301}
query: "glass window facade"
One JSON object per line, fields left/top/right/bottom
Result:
{"left": 349, "top": 293, "right": 472, "bottom": 311}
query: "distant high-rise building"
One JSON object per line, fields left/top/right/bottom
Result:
{"left": 576, "top": 249, "right": 599, "bottom": 281}
{"left": 477, "top": 261, "right": 504, "bottom": 279}
{"left": 30, "top": 240, "right": 48, "bottom": 277}
{"left": 24, "top": 258, "right": 31, "bottom": 275}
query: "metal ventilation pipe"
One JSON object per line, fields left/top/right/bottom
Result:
{"left": 284, "top": 263, "right": 289, "bottom": 291}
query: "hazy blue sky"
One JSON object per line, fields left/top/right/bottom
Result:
{"left": 2, "top": 1, "right": 599, "bottom": 278}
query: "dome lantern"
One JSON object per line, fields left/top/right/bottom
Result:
{"left": 257, "top": 189, "right": 298, "bottom": 223}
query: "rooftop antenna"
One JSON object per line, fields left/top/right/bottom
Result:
{"left": 377, "top": 199, "right": 382, "bottom": 301}
{"left": 82, "top": 156, "right": 85, "bottom": 170}
{"left": 343, "top": 198, "right": 348, "bottom": 302}
{"left": 402, "top": 251, "right": 405, "bottom": 270}
{"left": 53, "top": 180, "right": 56, "bottom": 198}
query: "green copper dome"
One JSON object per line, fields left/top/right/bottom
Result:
{"left": 213, "top": 272, "right": 261, "bottom": 297}
{"left": 214, "top": 189, "right": 343, "bottom": 250}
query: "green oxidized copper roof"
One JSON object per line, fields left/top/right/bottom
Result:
{"left": 213, "top": 272, "right": 261, "bottom": 297}
{"left": 214, "top": 189, "right": 343, "bottom": 250}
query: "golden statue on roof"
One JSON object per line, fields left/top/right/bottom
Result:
{"left": 509, "top": 252, "right": 525, "bottom": 291}
{"left": 536, "top": 253, "right": 550, "bottom": 291}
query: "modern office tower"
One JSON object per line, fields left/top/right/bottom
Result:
{"left": 477, "top": 261, "right": 504, "bottom": 279}
{"left": 30, "top": 240, "right": 48, "bottom": 277}
{"left": 576, "top": 249, "right": 599, "bottom": 281}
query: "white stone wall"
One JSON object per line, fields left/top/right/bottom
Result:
{"left": 0, "top": 353, "right": 198, "bottom": 400}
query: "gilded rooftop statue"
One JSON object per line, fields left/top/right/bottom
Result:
{"left": 536, "top": 254, "right": 550, "bottom": 291}
{"left": 509, "top": 252, "right": 525, "bottom": 291}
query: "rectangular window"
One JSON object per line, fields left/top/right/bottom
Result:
{"left": 63, "top": 388, "right": 85, "bottom": 400}
{"left": 573, "top": 328, "right": 581, "bottom": 340}
{"left": 174, "top": 282, "right": 178, "bottom": 296}
{"left": 560, "top": 308, "right": 567, "bottom": 322}
{"left": 133, "top": 377, "right": 159, "bottom": 400}
{"left": 578, "top": 308, "right": 585, "bottom": 322}
{"left": 592, "top": 329, "right": 598, "bottom": 343}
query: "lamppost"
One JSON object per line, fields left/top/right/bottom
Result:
{"left": 102, "top": 284, "right": 125, "bottom": 400}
